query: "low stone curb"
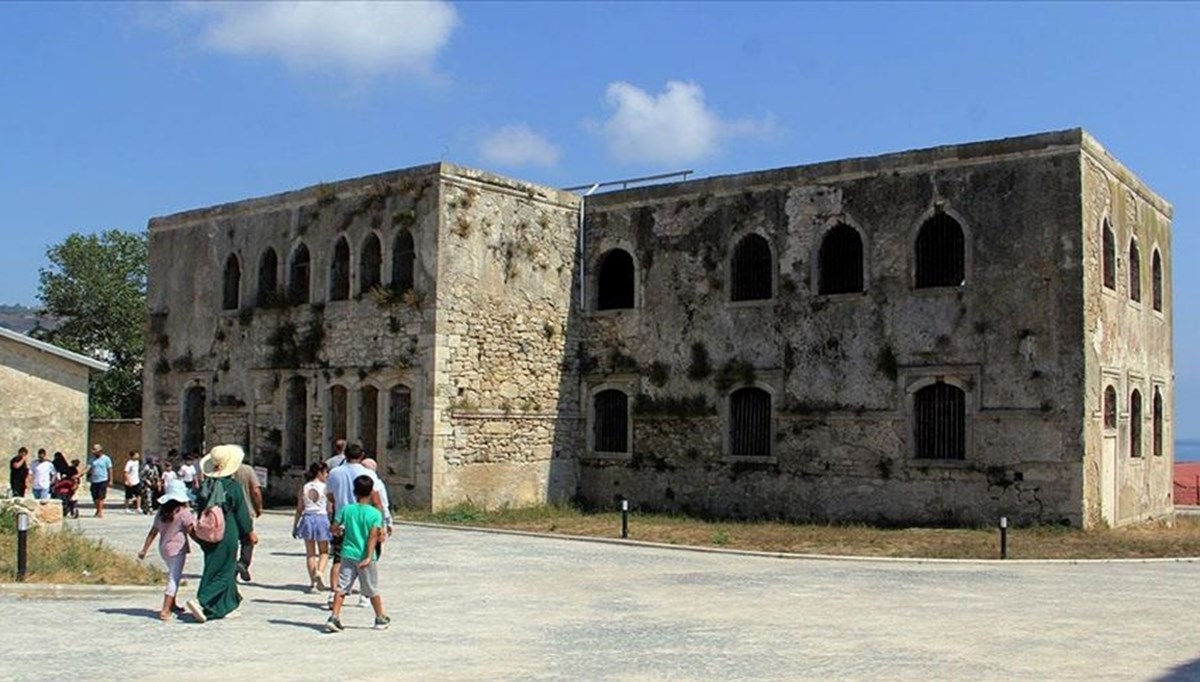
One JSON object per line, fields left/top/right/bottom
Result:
{"left": 397, "top": 521, "right": 1200, "bottom": 565}
{"left": 0, "top": 582, "right": 161, "bottom": 598}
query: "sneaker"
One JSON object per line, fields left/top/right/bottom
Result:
{"left": 373, "top": 615, "right": 391, "bottom": 631}
{"left": 236, "top": 562, "right": 252, "bottom": 582}
{"left": 323, "top": 593, "right": 334, "bottom": 610}
{"left": 185, "top": 599, "right": 207, "bottom": 624}
{"left": 324, "top": 616, "right": 344, "bottom": 633}
{"left": 356, "top": 595, "right": 369, "bottom": 608}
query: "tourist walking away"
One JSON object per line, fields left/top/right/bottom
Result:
{"left": 9, "top": 447, "right": 30, "bottom": 497}
{"left": 232, "top": 461, "right": 263, "bottom": 582}
{"left": 325, "top": 438, "right": 348, "bottom": 469}
{"left": 184, "top": 445, "right": 256, "bottom": 624}
{"left": 293, "top": 462, "right": 331, "bottom": 592}
{"left": 86, "top": 444, "right": 113, "bottom": 517}
{"left": 138, "top": 479, "right": 196, "bottom": 621}
{"left": 178, "top": 453, "right": 198, "bottom": 507}
{"left": 124, "top": 451, "right": 144, "bottom": 514}
{"left": 325, "top": 474, "right": 390, "bottom": 633}
{"left": 30, "top": 449, "right": 54, "bottom": 501}
{"left": 324, "top": 444, "right": 385, "bottom": 607}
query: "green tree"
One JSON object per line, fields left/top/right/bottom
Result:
{"left": 33, "top": 229, "right": 147, "bottom": 418}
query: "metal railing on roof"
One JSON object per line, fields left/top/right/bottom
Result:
{"left": 563, "top": 170, "right": 693, "bottom": 193}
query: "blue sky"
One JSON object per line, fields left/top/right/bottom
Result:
{"left": 1, "top": 1, "right": 1198, "bottom": 431}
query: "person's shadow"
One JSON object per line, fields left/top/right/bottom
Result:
{"left": 1155, "top": 658, "right": 1200, "bottom": 681}
{"left": 250, "top": 597, "right": 326, "bottom": 611}
{"left": 98, "top": 607, "right": 162, "bottom": 621}
{"left": 267, "top": 618, "right": 327, "bottom": 633}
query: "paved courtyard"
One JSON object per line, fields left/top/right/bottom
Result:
{"left": 2, "top": 509, "right": 1200, "bottom": 681}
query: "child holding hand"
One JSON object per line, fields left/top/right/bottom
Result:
{"left": 138, "top": 479, "right": 196, "bottom": 621}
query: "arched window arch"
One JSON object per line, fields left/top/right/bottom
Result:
{"left": 329, "top": 237, "right": 350, "bottom": 301}
{"left": 360, "top": 385, "right": 379, "bottom": 457}
{"left": 1128, "top": 239, "right": 1141, "bottom": 302}
{"left": 289, "top": 243, "right": 311, "bottom": 305}
{"left": 1130, "top": 389, "right": 1143, "bottom": 458}
{"left": 730, "top": 233, "right": 773, "bottom": 301}
{"left": 596, "top": 248, "right": 635, "bottom": 310}
{"left": 914, "top": 213, "right": 965, "bottom": 288}
{"left": 391, "top": 230, "right": 415, "bottom": 294}
{"left": 593, "top": 389, "right": 629, "bottom": 454}
{"left": 328, "top": 385, "right": 348, "bottom": 441}
{"left": 257, "top": 248, "right": 278, "bottom": 307}
{"left": 1153, "top": 388, "right": 1164, "bottom": 457}
{"left": 818, "top": 223, "right": 864, "bottom": 294}
{"left": 1103, "top": 385, "right": 1117, "bottom": 430}
{"left": 1102, "top": 218, "right": 1116, "bottom": 290}
{"left": 913, "top": 382, "right": 965, "bottom": 459}
{"left": 1152, "top": 249, "right": 1163, "bottom": 312}
{"left": 182, "top": 386, "right": 206, "bottom": 456}
{"left": 285, "top": 377, "right": 308, "bottom": 466}
{"left": 360, "top": 233, "right": 382, "bottom": 295}
{"left": 222, "top": 254, "right": 241, "bottom": 311}
{"left": 387, "top": 385, "right": 412, "bottom": 452}
{"left": 729, "top": 387, "right": 771, "bottom": 457}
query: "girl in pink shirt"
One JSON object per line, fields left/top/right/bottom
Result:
{"left": 138, "top": 479, "right": 196, "bottom": 621}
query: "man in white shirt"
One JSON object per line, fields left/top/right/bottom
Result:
{"left": 123, "top": 451, "right": 143, "bottom": 514}
{"left": 325, "top": 439, "right": 348, "bottom": 470}
{"left": 30, "top": 449, "right": 54, "bottom": 501}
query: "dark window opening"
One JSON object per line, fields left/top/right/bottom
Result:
{"left": 222, "top": 255, "right": 240, "bottom": 311}
{"left": 730, "top": 387, "right": 771, "bottom": 457}
{"left": 289, "top": 244, "right": 311, "bottom": 305}
{"left": 1152, "top": 249, "right": 1163, "bottom": 312}
{"left": 387, "top": 386, "right": 412, "bottom": 451}
{"left": 330, "top": 238, "right": 350, "bottom": 301}
{"left": 1102, "top": 219, "right": 1116, "bottom": 290}
{"left": 913, "top": 383, "right": 966, "bottom": 459}
{"left": 915, "top": 214, "right": 965, "bottom": 288}
{"left": 329, "top": 385, "right": 348, "bottom": 441}
{"left": 1104, "top": 385, "right": 1117, "bottom": 429}
{"left": 1153, "top": 388, "right": 1163, "bottom": 457}
{"left": 391, "top": 231, "right": 415, "bottom": 294}
{"left": 257, "top": 248, "right": 279, "bottom": 306}
{"left": 596, "top": 249, "right": 635, "bottom": 310}
{"left": 360, "top": 234, "right": 382, "bottom": 295}
{"left": 730, "top": 234, "right": 773, "bottom": 301}
{"left": 593, "top": 389, "right": 629, "bottom": 453}
{"left": 818, "top": 223, "right": 864, "bottom": 295}
{"left": 182, "top": 387, "right": 206, "bottom": 456}
{"left": 360, "top": 386, "right": 378, "bottom": 458}
{"left": 286, "top": 377, "right": 308, "bottom": 467}
{"left": 1130, "top": 389, "right": 1143, "bottom": 458}
{"left": 1129, "top": 239, "right": 1141, "bottom": 302}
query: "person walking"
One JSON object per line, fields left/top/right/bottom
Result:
{"left": 323, "top": 444, "right": 385, "bottom": 608}
{"left": 184, "top": 445, "right": 256, "bottom": 624}
{"left": 325, "top": 438, "right": 348, "bottom": 469}
{"left": 30, "top": 449, "right": 54, "bottom": 501}
{"left": 9, "top": 447, "right": 30, "bottom": 497}
{"left": 178, "top": 453, "right": 198, "bottom": 507}
{"left": 138, "top": 479, "right": 196, "bottom": 621}
{"left": 123, "top": 451, "right": 144, "bottom": 514}
{"left": 292, "top": 462, "right": 331, "bottom": 592}
{"left": 86, "top": 444, "right": 114, "bottom": 517}
{"left": 324, "top": 474, "right": 390, "bottom": 633}
{"left": 231, "top": 461, "right": 263, "bottom": 582}
{"left": 140, "top": 455, "right": 162, "bottom": 514}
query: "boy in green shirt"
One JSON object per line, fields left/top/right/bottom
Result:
{"left": 325, "top": 475, "right": 390, "bottom": 632}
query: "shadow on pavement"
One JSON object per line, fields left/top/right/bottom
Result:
{"left": 98, "top": 607, "right": 162, "bottom": 621}
{"left": 269, "top": 551, "right": 307, "bottom": 558}
{"left": 248, "top": 582, "right": 311, "bottom": 593}
{"left": 251, "top": 597, "right": 326, "bottom": 611}
{"left": 1154, "top": 658, "right": 1200, "bottom": 681}
{"left": 267, "top": 618, "right": 327, "bottom": 633}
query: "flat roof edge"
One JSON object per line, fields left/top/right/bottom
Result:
{"left": 0, "top": 326, "right": 110, "bottom": 372}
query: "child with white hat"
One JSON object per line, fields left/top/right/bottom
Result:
{"left": 138, "top": 479, "right": 196, "bottom": 621}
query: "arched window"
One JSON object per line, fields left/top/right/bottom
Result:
{"left": 914, "top": 213, "right": 965, "bottom": 288}
{"left": 730, "top": 387, "right": 771, "bottom": 457}
{"left": 387, "top": 385, "right": 412, "bottom": 451}
{"left": 360, "top": 233, "right": 382, "bottom": 295}
{"left": 818, "top": 223, "right": 864, "bottom": 294}
{"left": 360, "top": 385, "right": 379, "bottom": 457}
{"left": 1102, "top": 219, "right": 1116, "bottom": 290}
{"left": 329, "top": 237, "right": 350, "bottom": 301}
{"left": 596, "top": 249, "right": 635, "bottom": 310}
{"left": 592, "top": 389, "right": 629, "bottom": 453}
{"left": 1130, "top": 389, "right": 1143, "bottom": 458}
{"left": 286, "top": 377, "right": 308, "bottom": 466}
{"left": 257, "top": 248, "right": 278, "bottom": 307}
{"left": 1153, "top": 388, "right": 1163, "bottom": 457}
{"left": 913, "top": 383, "right": 965, "bottom": 459}
{"left": 1104, "top": 385, "right": 1117, "bottom": 430}
{"left": 222, "top": 255, "right": 241, "bottom": 311}
{"left": 730, "top": 234, "right": 773, "bottom": 301}
{"left": 182, "top": 386, "right": 206, "bottom": 456}
{"left": 329, "top": 385, "right": 348, "bottom": 441}
{"left": 289, "top": 243, "right": 311, "bottom": 305}
{"left": 391, "top": 230, "right": 415, "bottom": 294}
{"left": 1128, "top": 239, "right": 1141, "bottom": 302}
{"left": 1152, "top": 249, "right": 1163, "bottom": 312}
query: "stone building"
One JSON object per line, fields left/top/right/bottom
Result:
{"left": 143, "top": 129, "right": 1171, "bottom": 527}
{"left": 0, "top": 326, "right": 109, "bottom": 461}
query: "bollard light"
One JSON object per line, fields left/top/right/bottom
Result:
{"left": 620, "top": 499, "right": 629, "bottom": 539}
{"left": 16, "top": 511, "right": 30, "bottom": 581}
{"left": 17, "top": 512, "right": 29, "bottom": 532}
{"left": 999, "top": 516, "right": 1009, "bottom": 560}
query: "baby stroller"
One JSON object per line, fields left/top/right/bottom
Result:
{"left": 51, "top": 477, "right": 79, "bottom": 518}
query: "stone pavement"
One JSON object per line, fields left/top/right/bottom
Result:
{"left": 2, "top": 508, "right": 1200, "bottom": 681}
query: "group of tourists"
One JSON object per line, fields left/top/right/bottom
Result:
{"left": 8, "top": 445, "right": 89, "bottom": 518}
{"left": 136, "top": 438, "right": 390, "bottom": 633}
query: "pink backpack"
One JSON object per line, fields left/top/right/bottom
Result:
{"left": 194, "top": 479, "right": 227, "bottom": 543}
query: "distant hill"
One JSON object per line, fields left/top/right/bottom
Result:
{"left": 0, "top": 304, "right": 44, "bottom": 335}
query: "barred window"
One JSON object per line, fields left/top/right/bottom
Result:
{"left": 257, "top": 248, "right": 279, "bottom": 307}
{"left": 1102, "top": 219, "right": 1116, "bottom": 290}
{"left": 360, "top": 233, "right": 382, "bottom": 295}
{"left": 329, "top": 385, "right": 348, "bottom": 441}
{"left": 730, "top": 234, "right": 773, "bottom": 301}
{"left": 222, "top": 255, "right": 240, "bottom": 311}
{"left": 289, "top": 243, "right": 311, "bottom": 305}
{"left": 387, "top": 386, "right": 412, "bottom": 451}
{"left": 1129, "top": 239, "right": 1141, "bottom": 302}
{"left": 1104, "top": 385, "right": 1117, "bottom": 429}
{"left": 730, "top": 387, "right": 771, "bottom": 457}
{"left": 1152, "top": 249, "right": 1163, "bottom": 312}
{"left": 1130, "top": 389, "right": 1143, "bottom": 458}
{"left": 360, "top": 385, "right": 379, "bottom": 457}
{"left": 818, "top": 223, "right": 864, "bottom": 294}
{"left": 915, "top": 214, "right": 965, "bottom": 288}
{"left": 330, "top": 237, "right": 350, "bottom": 301}
{"left": 593, "top": 389, "right": 629, "bottom": 453}
{"left": 391, "top": 230, "right": 415, "bottom": 294}
{"left": 1153, "top": 388, "right": 1163, "bottom": 457}
{"left": 596, "top": 249, "right": 635, "bottom": 310}
{"left": 182, "top": 386, "right": 206, "bottom": 456}
{"left": 913, "top": 383, "right": 965, "bottom": 460}
{"left": 286, "top": 377, "right": 308, "bottom": 466}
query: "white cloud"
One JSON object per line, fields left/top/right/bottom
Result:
{"left": 181, "top": 1, "right": 459, "bottom": 77}
{"left": 478, "top": 125, "right": 561, "bottom": 167}
{"left": 594, "top": 81, "right": 775, "bottom": 165}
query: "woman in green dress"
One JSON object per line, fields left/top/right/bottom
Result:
{"left": 185, "top": 444, "right": 257, "bottom": 623}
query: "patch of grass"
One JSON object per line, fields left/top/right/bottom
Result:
{"left": 0, "top": 522, "right": 163, "bottom": 585}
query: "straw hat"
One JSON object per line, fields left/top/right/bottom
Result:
{"left": 200, "top": 444, "right": 245, "bottom": 478}
{"left": 158, "top": 479, "right": 190, "bottom": 505}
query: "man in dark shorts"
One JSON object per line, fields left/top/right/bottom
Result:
{"left": 86, "top": 444, "right": 114, "bottom": 518}
{"left": 9, "top": 447, "right": 30, "bottom": 497}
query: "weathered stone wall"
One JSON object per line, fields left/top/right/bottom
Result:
{"left": 0, "top": 337, "right": 93, "bottom": 460}
{"left": 88, "top": 419, "right": 142, "bottom": 461}
{"left": 430, "top": 167, "right": 582, "bottom": 510}
{"left": 1080, "top": 134, "right": 1174, "bottom": 527}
